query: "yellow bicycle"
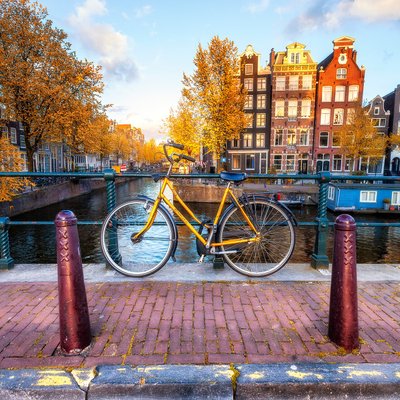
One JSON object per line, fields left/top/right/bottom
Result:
{"left": 101, "top": 141, "right": 296, "bottom": 277}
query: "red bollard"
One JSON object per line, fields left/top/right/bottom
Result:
{"left": 328, "top": 214, "right": 359, "bottom": 351}
{"left": 55, "top": 210, "right": 91, "bottom": 354}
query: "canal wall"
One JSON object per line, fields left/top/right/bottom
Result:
{"left": 0, "top": 178, "right": 107, "bottom": 217}
{"left": 174, "top": 182, "right": 319, "bottom": 204}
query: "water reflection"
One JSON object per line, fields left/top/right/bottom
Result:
{"left": 8, "top": 178, "right": 400, "bottom": 264}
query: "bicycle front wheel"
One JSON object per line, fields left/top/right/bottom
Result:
{"left": 217, "top": 199, "right": 295, "bottom": 277}
{"left": 100, "top": 199, "right": 175, "bottom": 277}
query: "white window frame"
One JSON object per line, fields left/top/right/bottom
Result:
{"left": 320, "top": 109, "right": 331, "bottom": 125}
{"left": 289, "top": 76, "right": 299, "bottom": 91}
{"left": 243, "top": 133, "right": 253, "bottom": 148}
{"left": 287, "top": 129, "right": 296, "bottom": 145}
{"left": 320, "top": 132, "right": 329, "bottom": 148}
{"left": 336, "top": 68, "right": 347, "bottom": 79}
{"left": 322, "top": 86, "right": 332, "bottom": 102}
{"left": 256, "top": 133, "right": 265, "bottom": 148}
{"left": 245, "top": 154, "right": 255, "bottom": 170}
{"left": 333, "top": 108, "right": 344, "bottom": 125}
{"left": 360, "top": 191, "right": 377, "bottom": 203}
{"left": 335, "top": 86, "right": 346, "bottom": 102}
{"left": 288, "top": 99, "right": 297, "bottom": 117}
{"left": 244, "top": 78, "right": 253, "bottom": 91}
{"left": 286, "top": 155, "right": 295, "bottom": 171}
{"left": 256, "top": 113, "right": 266, "bottom": 127}
{"left": 276, "top": 76, "right": 285, "bottom": 91}
{"left": 391, "top": 192, "right": 400, "bottom": 206}
{"left": 232, "top": 154, "right": 241, "bottom": 170}
{"left": 299, "top": 129, "right": 309, "bottom": 146}
{"left": 302, "top": 75, "right": 312, "bottom": 90}
{"left": 257, "top": 77, "right": 266, "bottom": 91}
{"left": 10, "top": 127, "right": 17, "bottom": 144}
{"left": 349, "top": 85, "right": 359, "bottom": 101}
{"left": 244, "top": 95, "right": 253, "bottom": 109}
{"left": 332, "top": 155, "right": 342, "bottom": 171}
{"left": 275, "top": 99, "right": 285, "bottom": 117}
{"left": 274, "top": 129, "right": 283, "bottom": 146}
{"left": 257, "top": 94, "right": 266, "bottom": 109}
{"left": 273, "top": 155, "right": 282, "bottom": 171}
{"left": 301, "top": 99, "right": 311, "bottom": 117}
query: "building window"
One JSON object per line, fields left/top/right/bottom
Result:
{"left": 320, "top": 109, "right": 331, "bottom": 125}
{"left": 275, "top": 99, "right": 285, "bottom": 117}
{"left": 244, "top": 95, "right": 253, "bottom": 109}
{"left": 344, "top": 157, "right": 353, "bottom": 171}
{"left": 10, "top": 127, "right": 17, "bottom": 144}
{"left": 245, "top": 64, "right": 253, "bottom": 75}
{"left": 349, "top": 85, "right": 359, "bottom": 101}
{"left": 335, "top": 86, "right": 346, "bottom": 102}
{"left": 360, "top": 191, "right": 377, "bottom": 203}
{"left": 372, "top": 118, "right": 386, "bottom": 128}
{"left": 301, "top": 99, "right": 311, "bottom": 117}
{"left": 2, "top": 126, "right": 8, "bottom": 139}
{"left": 257, "top": 94, "right": 266, "bottom": 109}
{"left": 256, "top": 133, "right": 265, "bottom": 147}
{"left": 286, "top": 155, "right": 295, "bottom": 171}
{"left": 347, "top": 108, "right": 355, "bottom": 124}
{"left": 320, "top": 132, "right": 329, "bottom": 147}
{"left": 274, "top": 129, "right": 283, "bottom": 146}
{"left": 232, "top": 154, "right": 241, "bottom": 169}
{"left": 302, "top": 75, "right": 312, "bottom": 90}
{"left": 273, "top": 155, "right": 282, "bottom": 171}
{"left": 289, "top": 76, "right": 299, "bottom": 90}
{"left": 246, "top": 115, "right": 253, "bottom": 128}
{"left": 299, "top": 129, "right": 308, "bottom": 145}
{"left": 332, "top": 132, "right": 341, "bottom": 147}
{"left": 287, "top": 129, "right": 296, "bottom": 145}
{"left": 290, "top": 52, "right": 300, "bottom": 63}
{"left": 374, "top": 107, "right": 379, "bottom": 115}
{"left": 288, "top": 99, "right": 297, "bottom": 117}
{"left": 256, "top": 113, "right": 266, "bottom": 127}
{"left": 322, "top": 86, "right": 332, "bottom": 102}
{"left": 257, "top": 77, "right": 266, "bottom": 91}
{"left": 333, "top": 109, "right": 344, "bottom": 125}
{"left": 20, "top": 134, "right": 26, "bottom": 149}
{"left": 231, "top": 139, "right": 239, "bottom": 148}
{"left": 276, "top": 76, "right": 285, "bottom": 91}
{"left": 392, "top": 192, "right": 400, "bottom": 206}
{"left": 244, "top": 78, "right": 253, "bottom": 91}
{"left": 245, "top": 154, "right": 255, "bottom": 170}
{"left": 243, "top": 133, "right": 253, "bottom": 147}
{"left": 328, "top": 186, "right": 335, "bottom": 200}
{"left": 336, "top": 68, "right": 347, "bottom": 79}
{"left": 332, "top": 155, "right": 342, "bottom": 171}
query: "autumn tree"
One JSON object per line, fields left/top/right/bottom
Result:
{"left": 336, "top": 104, "right": 387, "bottom": 171}
{"left": 0, "top": 0, "right": 105, "bottom": 171}
{"left": 137, "top": 139, "right": 164, "bottom": 165}
{"left": 0, "top": 136, "right": 30, "bottom": 201}
{"left": 162, "top": 99, "right": 201, "bottom": 157}
{"left": 111, "top": 126, "right": 133, "bottom": 165}
{"left": 182, "top": 36, "right": 248, "bottom": 160}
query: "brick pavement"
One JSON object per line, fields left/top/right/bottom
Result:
{"left": 0, "top": 281, "right": 399, "bottom": 369}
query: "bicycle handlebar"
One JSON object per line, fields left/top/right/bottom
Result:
{"left": 163, "top": 141, "right": 195, "bottom": 164}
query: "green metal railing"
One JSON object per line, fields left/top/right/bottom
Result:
{"left": 1, "top": 169, "right": 400, "bottom": 270}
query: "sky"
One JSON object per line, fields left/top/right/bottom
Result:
{"left": 39, "top": 0, "right": 400, "bottom": 140}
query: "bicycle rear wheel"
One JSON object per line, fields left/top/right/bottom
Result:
{"left": 100, "top": 199, "right": 175, "bottom": 277}
{"left": 217, "top": 199, "right": 295, "bottom": 277}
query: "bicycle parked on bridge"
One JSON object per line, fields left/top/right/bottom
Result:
{"left": 100, "top": 141, "right": 297, "bottom": 277}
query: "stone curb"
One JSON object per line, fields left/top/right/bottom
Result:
{"left": 1, "top": 363, "right": 400, "bottom": 399}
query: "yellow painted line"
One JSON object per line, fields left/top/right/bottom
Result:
{"left": 348, "top": 370, "right": 383, "bottom": 378}
{"left": 287, "top": 371, "right": 324, "bottom": 380}
{"left": 246, "top": 371, "right": 265, "bottom": 380}
{"left": 71, "top": 368, "right": 97, "bottom": 390}
{"left": 34, "top": 371, "right": 73, "bottom": 387}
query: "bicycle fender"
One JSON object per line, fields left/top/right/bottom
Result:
{"left": 238, "top": 195, "right": 298, "bottom": 227}
{"left": 134, "top": 195, "right": 179, "bottom": 259}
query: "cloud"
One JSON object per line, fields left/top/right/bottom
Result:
{"left": 68, "top": 0, "right": 138, "bottom": 81}
{"left": 246, "top": 0, "right": 270, "bottom": 13}
{"left": 135, "top": 5, "right": 152, "bottom": 19}
{"left": 287, "top": 0, "right": 400, "bottom": 33}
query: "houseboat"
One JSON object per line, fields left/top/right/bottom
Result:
{"left": 327, "top": 183, "right": 400, "bottom": 213}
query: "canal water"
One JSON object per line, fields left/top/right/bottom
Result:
{"left": 9, "top": 178, "right": 400, "bottom": 264}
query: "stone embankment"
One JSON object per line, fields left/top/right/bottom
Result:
{"left": 0, "top": 178, "right": 106, "bottom": 217}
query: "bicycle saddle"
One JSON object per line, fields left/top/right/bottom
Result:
{"left": 219, "top": 171, "right": 247, "bottom": 182}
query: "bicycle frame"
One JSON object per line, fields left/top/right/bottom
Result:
{"left": 133, "top": 176, "right": 260, "bottom": 248}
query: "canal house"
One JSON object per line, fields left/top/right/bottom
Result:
{"left": 327, "top": 183, "right": 400, "bottom": 212}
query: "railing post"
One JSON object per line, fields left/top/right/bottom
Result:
{"left": 311, "top": 171, "right": 330, "bottom": 270}
{"left": 103, "top": 168, "right": 121, "bottom": 265}
{"left": 104, "top": 168, "right": 117, "bottom": 212}
{"left": 0, "top": 217, "right": 14, "bottom": 270}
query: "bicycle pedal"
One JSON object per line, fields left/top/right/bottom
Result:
{"left": 198, "top": 255, "right": 205, "bottom": 263}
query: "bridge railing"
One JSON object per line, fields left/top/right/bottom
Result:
{"left": 1, "top": 169, "right": 400, "bottom": 270}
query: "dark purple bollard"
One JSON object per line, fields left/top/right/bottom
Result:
{"left": 55, "top": 210, "right": 91, "bottom": 354}
{"left": 328, "top": 214, "right": 359, "bottom": 352}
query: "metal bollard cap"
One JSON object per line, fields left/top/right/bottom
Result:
{"left": 55, "top": 210, "right": 77, "bottom": 227}
{"left": 335, "top": 214, "right": 356, "bottom": 231}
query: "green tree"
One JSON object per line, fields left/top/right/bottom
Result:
{"left": 182, "top": 36, "right": 248, "bottom": 160}
{"left": 0, "top": 0, "right": 105, "bottom": 171}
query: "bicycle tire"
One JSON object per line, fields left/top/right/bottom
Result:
{"left": 217, "top": 198, "right": 295, "bottom": 277}
{"left": 100, "top": 198, "right": 175, "bottom": 277}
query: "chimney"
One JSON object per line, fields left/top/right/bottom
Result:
{"left": 269, "top": 48, "right": 275, "bottom": 66}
